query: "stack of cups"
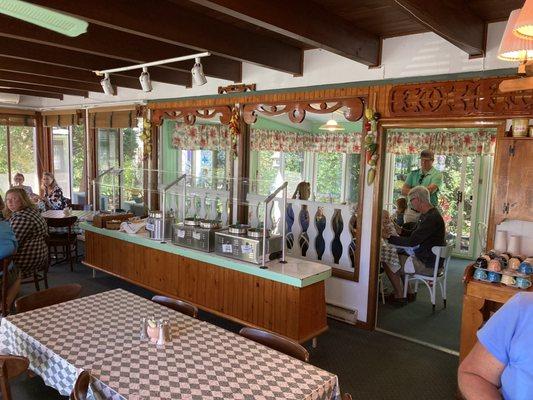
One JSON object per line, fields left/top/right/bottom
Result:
{"left": 507, "top": 235, "right": 521, "bottom": 255}
{"left": 494, "top": 230, "right": 507, "bottom": 253}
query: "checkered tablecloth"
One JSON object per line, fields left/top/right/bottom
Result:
{"left": 381, "top": 239, "right": 402, "bottom": 273}
{"left": 0, "top": 289, "right": 340, "bottom": 400}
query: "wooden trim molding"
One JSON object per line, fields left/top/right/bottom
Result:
{"left": 387, "top": 77, "right": 533, "bottom": 118}
{"left": 152, "top": 105, "right": 233, "bottom": 126}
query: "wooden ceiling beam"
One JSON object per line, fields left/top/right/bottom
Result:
{"left": 0, "top": 88, "right": 63, "bottom": 100}
{"left": 30, "top": 0, "right": 301, "bottom": 75}
{"left": 393, "top": 0, "right": 485, "bottom": 56}
{"left": 0, "top": 37, "right": 191, "bottom": 87}
{"left": 0, "top": 79, "right": 88, "bottom": 97}
{"left": 0, "top": 71, "right": 110, "bottom": 93}
{"left": 0, "top": 56, "right": 143, "bottom": 90}
{"left": 0, "top": 10, "right": 241, "bottom": 81}
{"left": 186, "top": 0, "right": 381, "bottom": 66}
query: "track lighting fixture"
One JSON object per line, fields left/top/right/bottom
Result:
{"left": 191, "top": 57, "right": 207, "bottom": 86}
{"left": 139, "top": 67, "right": 152, "bottom": 92}
{"left": 93, "top": 52, "right": 210, "bottom": 93}
{"left": 100, "top": 73, "right": 114, "bottom": 95}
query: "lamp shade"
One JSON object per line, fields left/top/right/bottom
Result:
{"left": 514, "top": 0, "right": 533, "bottom": 39}
{"left": 319, "top": 119, "right": 344, "bottom": 131}
{"left": 499, "top": 9, "right": 533, "bottom": 61}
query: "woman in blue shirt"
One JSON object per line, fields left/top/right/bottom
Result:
{"left": 458, "top": 292, "right": 533, "bottom": 399}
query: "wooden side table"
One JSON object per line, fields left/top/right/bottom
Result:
{"left": 459, "top": 264, "right": 533, "bottom": 361}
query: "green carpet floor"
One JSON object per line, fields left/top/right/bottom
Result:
{"left": 8, "top": 259, "right": 460, "bottom": 400}
{"left": 377, "top": 257, "right": 471, "bottom": 351}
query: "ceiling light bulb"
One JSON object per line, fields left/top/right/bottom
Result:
{"left": 191, "top": 57, "right": 207, "bottom": 86}
{"left": 139, "top": 67, "right": 152, "bottom": 92}
{"left": 100, "top": 73, "right": 114, "bottom": 95}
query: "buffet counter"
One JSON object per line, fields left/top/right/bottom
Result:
{"left": 81, "top": 222, "right": 331, "bottom": 342}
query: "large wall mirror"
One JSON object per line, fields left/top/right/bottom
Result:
{"left": 242, "top": 98, "right": 367, "bottom": 281}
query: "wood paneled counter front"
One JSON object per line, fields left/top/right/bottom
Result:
{"left": 81, "top": 223, "right": 331, "bottom": 343}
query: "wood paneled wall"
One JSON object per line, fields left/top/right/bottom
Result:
{"left": 84, "top": 231, "right": 328, "bottom": 342}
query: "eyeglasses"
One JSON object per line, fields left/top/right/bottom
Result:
{"left": 418, "top": 174, "right": 427, "bottom": 184}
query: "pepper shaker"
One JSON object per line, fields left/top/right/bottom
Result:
{"left": 163, "top": 319, "right": 171, "bottom": 341}
{"left": 156, "top": 320, "right": 166, "bottom": 346}
{"left": 139, "top": 317, "right": 148, "bottom": 341}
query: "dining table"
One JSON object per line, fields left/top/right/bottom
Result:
{"left": 0, "top": 289, "right": 341, "bottom": 400}
{"left": 41, "top": 209, "right": 94, "bottom": 235}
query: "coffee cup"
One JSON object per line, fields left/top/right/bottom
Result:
{"left": 496, "top": 256, "right": 508, "bottom": 269}
{"left": 518, "top": 262, "right": 533, "bottom": 275}
{"left": 487, "top": 271, "right": 501, "bottom": 283}
{"left": 488, "top": 259, "right": 502, "bottom": 272}
{"left": 475, "top": 257, "right": 488, "bottom": 269}
{"left": 515, "top": 277, "right": 532, "bottom": 289}
{"left": 508, "top": 258, "right": 521, "bottom": 271}
{"left": 473, "top": 269, "right": 488, "bottom": 280}
{"left": 501, "top": 274, "right": 516, "bottom": 286}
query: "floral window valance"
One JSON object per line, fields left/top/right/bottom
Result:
{"left": 250, "top": 129, "right": 362, "bottom": 154}
{"left": 386, "top": 128, "right": 496, "bottom": 156}
{"left": 171, "top": 122, "right": 231, "bottom": 151}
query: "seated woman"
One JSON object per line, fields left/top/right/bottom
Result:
{"left": 11, "top": 172, "right": 34, "bottom": 195}
{"left": 34, "top": 172, "right": 67, "bottom": 210}
{"left": 380, "top": 209, "right": 405, "bottom": 304}
{"left": 3, "top": 188, "right": 48, "bottom": 282}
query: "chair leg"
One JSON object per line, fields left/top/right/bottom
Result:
{"left": 33, "top": 273, "right": 40, "bottom": 291}
{"left": 430, "top": 282, "right": 436, "bottom": 313}
{"left": 414, "top": 280, "right": 420, "bottom": 293}
{"left": 69, "top": 243, "right": 74, "bottom": 272}
{"left": 403, "top": 276, "right": 409, "bottom": 298}
{"left": 43, "top": 271, "right": 49, "bottom": 290}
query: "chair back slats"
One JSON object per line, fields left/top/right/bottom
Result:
{"left": 0, "top": 354, "right": 29, "bottom": 400}
{"left": 239, "top": 327, "right": 309, "bottom": 363}
{"left": 14, "top": 283, "right": 82, "bottom": 313}
{"left": 70, "top": 370, "right": 91, "bottom": 400}
{"left": 151, "top": 295, "right": 198, "bottom": 318}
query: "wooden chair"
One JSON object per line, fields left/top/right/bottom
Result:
{"left": 151, "top": 295, "right": 198, "bottom": 318}
{"left": 14, "top": 283, "right": 82, "bottom": 313}
{"left": 0, "top": 354, "right": 30, "bottom": 400}
{"left": 70, "top": 204, "right": 84, "bottom": 211}
{"left": 70, "top": 370, "right": 91, "bottom": 400}
{"left": 239, "top": 327, "right": 309, "bottom": 362}
{"left": 45, "top": 216, "right": 79, "bottom": 272}
{"left": 1, "top": 257, "right": 21, "bottom": 317}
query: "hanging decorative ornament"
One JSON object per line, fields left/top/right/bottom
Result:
{"left": 229, "top": 106, "right": 240, "bottom": 158}
{"left": 138, "top": 107, "right": 152, "bottom": 160}
{"left": 363, "top": 107, "right": 380, "bottom": 185}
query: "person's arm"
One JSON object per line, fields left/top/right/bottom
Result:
{"left": 401, "top": 171, "right": 415, "bottom": 195}
{"left": 387, "top": 213, "right": 435, "bottom": 247}
{"left": 458, "top": 342, "right": 504, "bottom": 400}
{"left": 0, "top": 221, "right": 17, "bottom": 258}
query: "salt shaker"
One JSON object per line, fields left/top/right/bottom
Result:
{"left": 163, "top": 320, "right": 172, "bottom": 341}
{"left": 156, "top": 320, "right": 166, "bottom": 346}
{"left": 139, "top": 317, "right": 148, "bottom": 341}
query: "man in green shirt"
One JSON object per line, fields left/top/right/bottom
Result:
{"left": 402, "top": 150, "right": 442, "bottom": 207}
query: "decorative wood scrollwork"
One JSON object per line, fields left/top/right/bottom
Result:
{"left": 243, "top": 98, "right": 364, "bottom": 124}
{"left": 389, "top": 78, "right": 533, "bottom": 117}
{"left": 218, "top": 83, "right": 256, "bottom": 94}
{"left": 152, "top": 105, "right": 233, "bottom": 126}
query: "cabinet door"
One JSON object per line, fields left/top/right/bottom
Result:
{"left": 506, "top": 140, "right": 533, "bottom": 222}
{"left": 491, "top": 142, "right": 511, "bottom": 226}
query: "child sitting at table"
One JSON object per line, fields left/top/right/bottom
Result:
{"left": 392, "top": 197, "right": 407, "bottom": 227}
{"left": 381, "top": 210, "right": 399, "bottom": 239}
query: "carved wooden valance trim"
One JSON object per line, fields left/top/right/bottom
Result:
{"left": 243, "top": 98, "right": 365, "bottom": 125}
{"left": 388, "top": 77, "right": 533, "bottom": 118}
{"left": 218, "top": 83, "right": 256, "bottom": 94}
{"left": 152, "top": 105, "right": 232, "bottom": 126}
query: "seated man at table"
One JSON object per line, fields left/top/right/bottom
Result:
{"left": 383, "top": 186, "right": 445, "bottom": 300}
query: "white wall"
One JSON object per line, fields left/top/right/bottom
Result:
{"left": 13, "top": 21, "right": 518, "bottom": 325}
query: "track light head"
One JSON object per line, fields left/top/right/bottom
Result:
{"left": 100, "top": 73, "right": 115, "bottom": 95}
{"left": 191, "top": 57, "right": 207, "bottom": 86}
{"left": 139, "top": 67, "right": 152, "bottom": 92}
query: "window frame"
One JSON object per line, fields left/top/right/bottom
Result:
{"left": 1, "top": 124, "right": 39, "bottom": 192}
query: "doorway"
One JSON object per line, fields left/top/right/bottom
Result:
{"left": 376, "top": 123, "right": 501, "bottom": 352}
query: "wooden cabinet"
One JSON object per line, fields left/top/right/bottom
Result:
{"left": 487, "top": 137, "right": 533, "bottom": 249}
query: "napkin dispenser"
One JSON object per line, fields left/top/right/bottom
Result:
{"left": 92, "top": 212, "right": 134, "bottom": 228}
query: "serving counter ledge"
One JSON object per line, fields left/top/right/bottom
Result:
{"left": 81, "top": 222, "right": 330, "bottom": 342}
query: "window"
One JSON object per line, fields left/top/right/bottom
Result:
{"left": 315, "top": 153, "right": 343, "bottom": 203}
{"left": 52, "top": 125, "right": 87, "bottom": 205}
{"left": 96, "top": 127, "right": 143, "bottom": 211}
{"left": 178, "top": 149, "right": 227, "bottom": 189}
{"left": 253, "top": 151, "right": 304, "bottom": 196}
{"left": 0, "top": 125, "right": 38, "bottom": 196}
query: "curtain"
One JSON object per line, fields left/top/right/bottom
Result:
{"left": 89, "top": 109, "right": 137, "bottom": 128}
{"left": 386, "top": 128, "right": 496, "bottom": 155}
{"left": 42, "top": 110, "right": 82, "bottom": 127}
{"left": 250, "top": 129, "right": 362, "bottom": 154}
{"left": 170, "top": 122, "right": 231, "bottom": 151}
{"left": 0, "top": 114, "right": 35, "bottom": 127}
